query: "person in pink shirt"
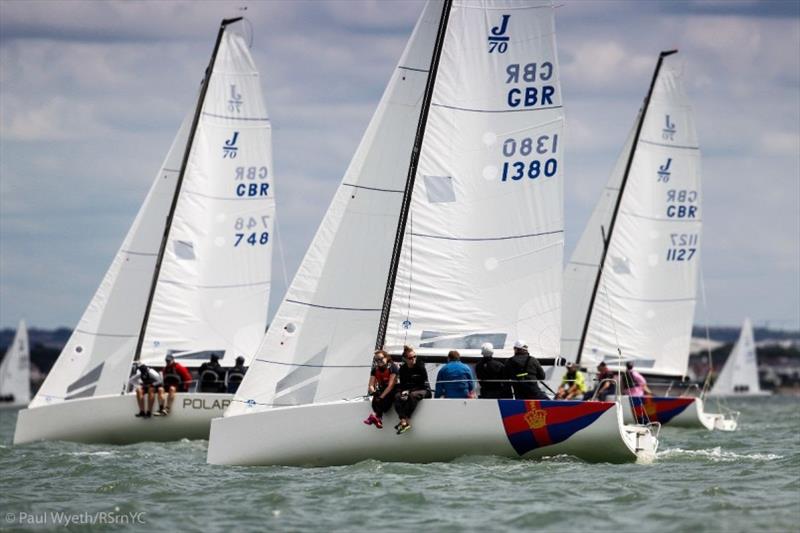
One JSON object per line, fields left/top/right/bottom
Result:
{"left": 624, "top": 361, "right": 653, "bottom": 397}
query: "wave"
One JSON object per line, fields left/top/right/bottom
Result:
{"left": 658, "top": 446, "right": 783, "bottom": 462}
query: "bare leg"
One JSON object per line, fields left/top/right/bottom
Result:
{"left": 167, "top": 386, "right": 176, "bottom": 412}
{"left": 146, "top": 387, "right": 155, "bottom": 413}
{"left": 157, "top": 387, "right": 166, "bottom": 410}
{"left": 136, "top": 387, "right": 145, "bottom": 412}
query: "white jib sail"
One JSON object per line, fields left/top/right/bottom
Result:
{"left": 385, "top": 0, "right": 564, "bottom": 358}
{"left": 710, "top": 318, "right": 762, "bottom": 396}
{"left": 30, "top": 115, "right": 190, "bottom": 407}
{"left": 228, "top": 1, "right": 446, "bottom": 416}
{"left": 0, "top": 320, "right": 30, "bottom": 406}
{"left": 575, "top": 54, "right": 701, "bottom": 377}
{"left": 140, "top": 28, "right": 274, "bottom": 367}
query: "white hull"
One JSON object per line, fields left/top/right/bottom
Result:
{"left": 14, "top": 393, "right": 231, "bottom": 445}
{"left": 617, "top": 395, "right": 738, "bottom": 432}
{"left": 207, "top": 399, "right": 658, "bottom": 466}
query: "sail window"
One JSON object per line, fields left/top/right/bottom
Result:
{"left": 174, "top": 240, "right": 196, "bottom": 260}
{"left": 423, "top": 175, "right": 455, "bottom": 204}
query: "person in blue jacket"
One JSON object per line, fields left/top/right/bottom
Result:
{"left": 435, "top": 350, "right": 476, "bottom": 399}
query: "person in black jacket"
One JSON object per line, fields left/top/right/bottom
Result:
{"left": 394, "top": 345, "right": 429, "bottom": 434}
{"left": 504, "top": 341, "right": 548, "bottom": 400}
{"left": 198, "top": 353, "right": 225, "bottom": 392}
{"left": 475, "top": 342, "right": 512, "bottom": 399}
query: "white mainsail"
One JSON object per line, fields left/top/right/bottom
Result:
{"left": 0, "top": 320, "right": 30, "bottom": 407}
{"left": 385, "top": 1, "right": 563, "bottom": 358}
{"left": 564, "top": 52, "right": 701, "bottom": 377}
{"left": 230, "top": 0, "right": 563, "bottom": 415}
{"left": 140, "top": 30, "right": 274, "bottom": 367}
{"left": 30, "top": 20, "right": 273, "bottom": 408}
{"left": 709, "top": 318, "right": 766, "bottom": 396}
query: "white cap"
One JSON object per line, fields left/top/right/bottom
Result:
{"left": 480, "top": 342, "right": 494, "bottom": 356}
{"left": 513, "top": 340, "right": 527, "bottom": 349}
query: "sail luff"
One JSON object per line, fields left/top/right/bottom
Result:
{"left": 132, "top": 17, "right": 242, "bottom": 365}
{"left": 375, "top": 0, "right": 454, "bottom": 350}
{"left": 574, "top": 50, "right": 677, "bottom": 364}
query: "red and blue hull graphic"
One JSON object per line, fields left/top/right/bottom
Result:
{"left": 628, "top": 396, "right": 694, "bottom": 425}
{"left": 498, "top": 400, "right": 614, "bottom": 456}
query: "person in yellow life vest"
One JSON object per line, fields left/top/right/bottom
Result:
{"left": 555, "top": 362, "right": 587, "bottom": 400}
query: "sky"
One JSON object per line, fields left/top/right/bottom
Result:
{"left": 1, "top": 0, "right": 798, "bottom": 332}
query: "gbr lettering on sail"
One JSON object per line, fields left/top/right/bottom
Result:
{"left": 486, "top": 12, "right": 559, "bottom": 184}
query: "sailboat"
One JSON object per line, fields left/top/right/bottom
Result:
{"left": 208, "top": 0, "right": 657, "bottom": 467}
{"left": 560, "top": 50, "right": 736, "bottom": 432}
{"left": 0, "top": 320, "right": 30, "bottom": 410}
{"left": 14, "top": 17, "right": 275, "bottom": 444}
{"left": 708, "top": 318, "right": 770, "bottom": 397}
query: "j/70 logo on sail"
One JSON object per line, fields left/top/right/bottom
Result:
{"left": 488, "top": 15, "right": 510, "bottom": 53}
{"left": 223, "top": 132, "right": 239, "bottom": 158}
{"left": 657, "top": 157, "right": 672, "bottom": 182}
{"left": 228, "top": 84, "right": 243, "bottom": 113}
{"left": 662, "top": 115, "right": 676, "bottom": 140}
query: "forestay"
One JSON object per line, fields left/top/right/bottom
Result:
{"left": 384, "top": 1, "right": 563, "bottom": 357}
{"left": 229, "top": 0, "right": 563, "bottom": 416}
{"left": 140, "top": 29, "right": 274, "bottom": 367}
{"left": 571, "top": 54, "right": 701, "bottom": 376}
{"left": 0, "top": 320, "right": 30, "bottom": 406}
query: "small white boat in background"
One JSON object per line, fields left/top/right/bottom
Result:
{"left": 0, "top": 320, "right": 30, "bottom": 410}
{"left": 708, "top": 318, "right": 771, "bottom": 398}
{"left": 208, "top": 0, "right": 657, "bottom": 467}
{"left": 557, "top": 47, "right": 737, "bottom": 432}
{"left": 15, "top": 17, "right": 275, "bottom": 445}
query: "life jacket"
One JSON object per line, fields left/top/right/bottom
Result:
{"left": 374, "top": 366, "right": 392, "bottom": 388}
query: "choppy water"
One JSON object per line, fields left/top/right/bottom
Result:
{"left": 1, "top": 397, "right": 798, "bottom": 532}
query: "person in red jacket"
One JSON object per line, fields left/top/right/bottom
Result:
{"left": 157, "top": 354, "right": 193, "bottom": 416}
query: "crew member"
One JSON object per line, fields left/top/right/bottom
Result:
{"left": 475, "top": 342, "right": 512, "bottom": 399}
{"left": 504, "top": 340, "right": 547, "bottom": 400}
{"left": 157, "top": 354, "right": 193, "bottom": 416}
{"left": 555, "top": 362, "right": 586, "bottom": 399}
{"left": 394, "top": 345, "right": 430, "bottom": 434}
{"left": 363, "top": 350, "right": 398, "bottom": 429}
{"left": 434, "top": 350, "right": 475, "bottom": 399}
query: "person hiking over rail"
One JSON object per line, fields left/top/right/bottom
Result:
{"left": 363, "top": 350, "right": 398, "bottom": 429}
{"left": 394, "top": 345, "right": 430, "bottom": 435}
{"left": 504, "top": 341, "right": 548, "bottom": 400}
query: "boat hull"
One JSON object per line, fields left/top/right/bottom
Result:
{"left": 13, "top": 393, "right": 232, "bottom": 445}
{"left": 618, "top": 395, "right": 738, "bottom": 431}
{"left": 207, "top": 398, "right": 657, "bottom": 466}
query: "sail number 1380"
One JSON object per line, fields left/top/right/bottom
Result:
{"left": 500, "top": 134, "right": 558, "bottom": 182}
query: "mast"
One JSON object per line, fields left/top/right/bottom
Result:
{"left": 574, "top": 49, "right": 677, "bottom": 364}
{"left": 374, "top": 0, "right": 453, "bottom": 350}
{"left": 132, "top": 17, "right": 243, "bottom": 365}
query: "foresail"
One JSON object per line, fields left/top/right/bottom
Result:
{"left": 711, "top": 318, "right": 761, "bottom": 395}
{"left": 0, "top": 320, "right": 30, "bottom": 405}
{"left": 228, "top": 1, "right": 445, "bottom": 415}
{"left": 561, "top": 120, "right": 639, "bottom": 362}
{"left": 385, "top": 0, "right": 564, "bottom": 357}
{"left": 141, "top": 27, "right": 274, "bottom": 367}
{"left": 30, "top": 116, "right": 190, "bottom": 407}
{"left": 580, "top": 54, "right": 701, "bottom": 376}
